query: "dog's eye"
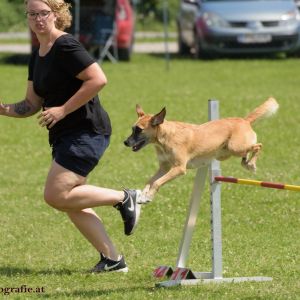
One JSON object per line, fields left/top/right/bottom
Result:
{"left": 133, "top": 126, "right": 143, "bottom": 135}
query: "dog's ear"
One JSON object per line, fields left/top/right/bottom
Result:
{"left": 151, "top": 107, "right": 166, "bottom": 126}
{"left": 136, "top": 104, "right": 145, "bottom": 117}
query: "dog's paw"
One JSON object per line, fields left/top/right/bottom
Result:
{"left": 241, "top": 159, "right": 257, "bottom": 173}
{"left": 247, "top": 163, "right": 257, "bottom": 173}
{"left": 137, "top": 193, "right": 152, "bottom": 204}
{"left": 241, "top": 162, "right": 257, "bottom": 173}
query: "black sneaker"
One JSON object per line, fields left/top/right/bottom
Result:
{"left": 90, "top": 253, "right": 128, "bottom": 273}
{"left": 114, "top": 189, "right": 141, "bottom": 235}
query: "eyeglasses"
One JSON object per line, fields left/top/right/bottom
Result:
{"left": 26, "top": 10, "right": 52, "bottom": 20}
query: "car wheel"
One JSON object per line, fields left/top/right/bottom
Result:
{"left": 193, "top": 32, "right": 213, "bottom": 59}
{"left": 118, "top": 47, "right": 131, "bottom": 61}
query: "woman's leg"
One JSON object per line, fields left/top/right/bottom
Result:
{"left": 67, "top": 208, "right": 119, "bottom": 260}
{"left": 43, "top": 161, "right": 121, "bottom": 260}
{"left": 44, "top": 160, "right": 140, "bottom": 260}
{"left": 44, "top": 161, "right": 125, "bottom": 211}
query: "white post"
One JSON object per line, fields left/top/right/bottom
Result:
{"left": 176, "top": 166, "right": 208, "bottom": 268}
{"left": 208, "top": 100, "right": 223, "bottom": 279}
{"left": 175, "top": 100, "right": 221, "bottom": 271}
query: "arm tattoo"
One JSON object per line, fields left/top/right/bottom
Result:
{"left": 13, "top": 100, "right": 32, "bottom": 116}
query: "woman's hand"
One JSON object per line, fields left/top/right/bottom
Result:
{"left": 38, "top": 106, "right": 66, "bottom": 128}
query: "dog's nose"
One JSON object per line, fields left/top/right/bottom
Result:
{"left": 124, "top": 140, "right": 129, "bottom": 147}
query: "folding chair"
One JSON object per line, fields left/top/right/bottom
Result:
{"left": 90, "top": 12, "right": 118, "bottom": 63}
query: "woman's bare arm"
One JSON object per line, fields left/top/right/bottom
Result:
{"left": 0, "top": 81, "right": 43, "bottom": 118}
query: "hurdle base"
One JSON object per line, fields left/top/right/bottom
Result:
{"left": 156, "top": 275, "right": 272, "bottom": 287}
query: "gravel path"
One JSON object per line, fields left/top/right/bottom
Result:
{"left": 0, "top": 32, "right": 178, "bottom": 54}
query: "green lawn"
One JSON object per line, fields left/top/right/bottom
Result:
{"left": 0, "top": 53, "right": 299, "bottom": 299}
{"left": 0, "top": 37, "right": 29, "bottom": 45}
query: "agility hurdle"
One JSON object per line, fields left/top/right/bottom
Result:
{"left": 215, "top": 176, "right": 300, "bottom": 192}
{"left": 155, "top": 100, "right": 273, "bottom": 287}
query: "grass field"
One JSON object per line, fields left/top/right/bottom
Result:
{"left": 0, "top": 53, "right": 299, "bottom": 299}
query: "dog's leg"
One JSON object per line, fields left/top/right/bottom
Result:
{"left": 139, "top": 163, "right": 170, "bottom": 204}
{"left": 145, "top": 165, "right": 187, "bottom": 201}
{"left": 241, "top": 143, "right": 262, "bottom": 172}
{"left": 246, "top": 143, "right": 262, "bottom": 171}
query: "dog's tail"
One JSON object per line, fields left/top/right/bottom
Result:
{"left": 244, "top": 97, "right": 279, "bottom": 125}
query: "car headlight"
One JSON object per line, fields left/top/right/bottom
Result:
{"left": 279, "top": 9, "right": 299, "bottom": 27}
{"left": 201, "top": 11, "right": 229, "bottom": 28}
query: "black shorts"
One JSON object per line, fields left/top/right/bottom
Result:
{"left": 51, "top": 131, "right": 110, "bottom": 177}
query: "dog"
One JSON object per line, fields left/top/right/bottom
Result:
{"left": 124, "top": 98, "right": 279, "bottom": 203}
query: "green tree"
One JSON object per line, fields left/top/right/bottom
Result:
{"left": 0, "top": 0, "right": 26, "bottom": 32}
{"left": 135, "top": 0, "right": 179, "bottom": 30}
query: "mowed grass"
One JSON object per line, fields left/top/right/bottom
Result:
{"left": 0, "top": 53, "right": 299, "bottom": 299}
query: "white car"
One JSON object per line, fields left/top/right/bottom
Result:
{"left": 177, "top": 0, "right": 300, "bottom": 58}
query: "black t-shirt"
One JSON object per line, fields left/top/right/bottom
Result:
{"left": 28, "top": 34, "right": 112, "bottom": 145}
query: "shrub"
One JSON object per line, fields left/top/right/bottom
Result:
{"left": 0, "top": 0, "right": 26, "bottom": 32}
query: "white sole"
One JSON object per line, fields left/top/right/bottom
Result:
{"left": 130, "top": 202, "right": 141, "bottom": 235}
{"left": 114, "top": 267, "right": 129, "bottom": 273}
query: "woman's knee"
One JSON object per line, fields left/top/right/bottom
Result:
{"left": 44, "top": 188, "right": 67, "bottom": 211}
{"left": 44, "top": 161, "right": 83, "bottom": 211}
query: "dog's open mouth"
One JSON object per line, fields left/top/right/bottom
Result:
{"left": 132, "top": 140, "right": 146, "bottom": 152}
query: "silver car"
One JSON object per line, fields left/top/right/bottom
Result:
{"left": 177, "top": 0, "right": 300, "bottom": 58}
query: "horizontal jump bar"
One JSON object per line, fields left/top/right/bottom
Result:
{"left": 214, "top": 176, "right": 300, "bottom": 192}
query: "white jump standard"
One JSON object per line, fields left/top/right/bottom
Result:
{"left": 155, "top": 100, "right": 272, "bottom": 287}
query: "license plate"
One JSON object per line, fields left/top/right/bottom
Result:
{"left": 237, "top": 34, "right": 272, "bottom": 44}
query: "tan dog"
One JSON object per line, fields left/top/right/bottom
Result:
{"left": 124, "top": 98, "right": 279, "bottom": 203}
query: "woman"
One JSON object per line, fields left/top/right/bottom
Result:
{"left": 0, "top": 0, "right": 141, "bottom": 273}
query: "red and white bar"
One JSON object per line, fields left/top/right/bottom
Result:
{"left": 215, "top": 176, "right": 300, "bottom": 192}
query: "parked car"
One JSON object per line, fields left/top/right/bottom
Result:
{"left": 31, "top": 0, "right": 135, "bottom": 61}
{"left": 177, "top": 0, "right": 300, "bottom": 58}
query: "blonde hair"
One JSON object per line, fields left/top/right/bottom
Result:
{"left": 25, "top": 0, "right": 72, "bottom": 30}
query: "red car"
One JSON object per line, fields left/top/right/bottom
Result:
{"left": 31, "top": 0, "right": 135, "bottom": 61}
